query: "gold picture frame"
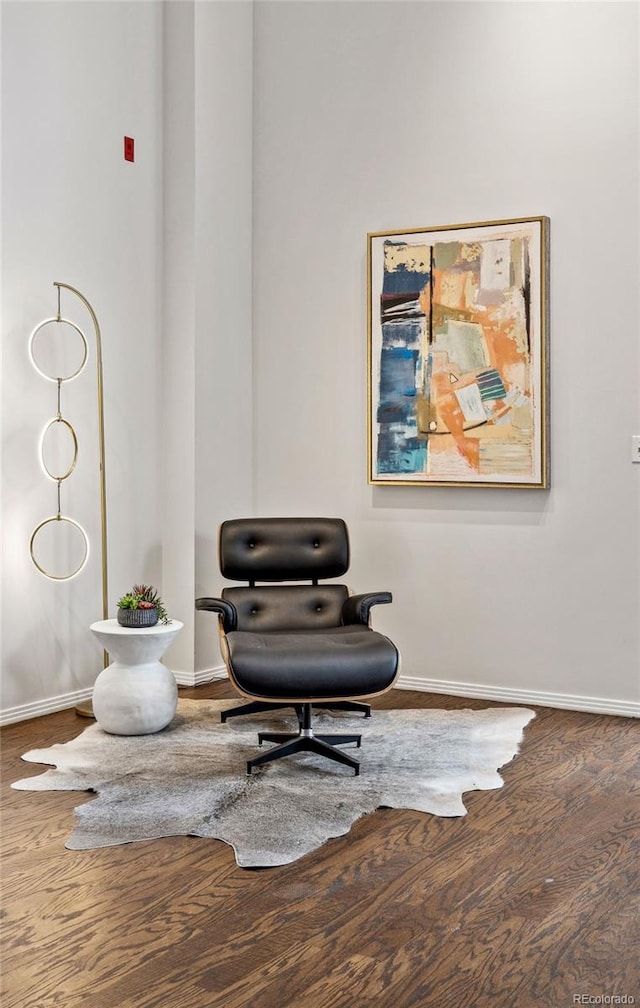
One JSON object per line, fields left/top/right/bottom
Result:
{"left": 367, "top": 216, "right": 550, "bottom": 488}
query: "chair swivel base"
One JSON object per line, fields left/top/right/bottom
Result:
{"left": 221, "top": 699, "right": 371, "bottom": 723}
{"left": 247, "top": 732, "right": 361, "bottom": 776}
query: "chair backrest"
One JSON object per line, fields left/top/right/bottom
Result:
{"left": 219, "top": 517, "right": 349, "bottom": 582}
{"left": 219, "top": 518, "right": 350, "bottom": 633}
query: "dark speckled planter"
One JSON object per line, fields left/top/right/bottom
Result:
{"left": 117, "top": 606, "right": 159, "bottom": 628}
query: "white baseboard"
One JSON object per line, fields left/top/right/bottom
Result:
{"left": 0, "top": 666, "right": 228, "bottom": 726}
{"left": 0, "top": 687, "right": 95, "bottom": 727}
{"left": 174, "top": 665, "right": 228, "bottom": 688}
{"left": 2, "top": 670, "right": 636, "bottom": 727}
{"left": 395, "top": 675, "right": 640, "bottom": 719}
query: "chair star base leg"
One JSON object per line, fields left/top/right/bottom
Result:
{"left": 257, "top": 731, "right": 298, "bottom": 745}
{"left": 316, "top": 733, "right": 361, "bottom": 748}
{"left": 314, "top": 700, "right": 371, "bottom": 718}
{"left": 222, "top": 700, "right": 371, "bottom": 724}
{"left": 257, "top": 731, "right": 361, "bottom": 748}
{"left": 247, "top": 735, "right": 360, "bottom": 776}
{"left": 221, "top": 700, "right": 293, "bottom": 724}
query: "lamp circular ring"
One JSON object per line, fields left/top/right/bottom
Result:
{"left": 29, "top": 515, "right": 90, "bottom": 581}
{"left": 40, "top": 417, "right": 79, "bottom": 481}
{"left": 28, "top": 317, "right": 88, "bottom": 382}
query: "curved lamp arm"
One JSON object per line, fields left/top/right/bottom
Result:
{"left": 54, "top": 282, "right": 108, "bottom": 627}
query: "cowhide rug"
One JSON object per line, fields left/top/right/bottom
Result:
{"left": 12, "top": 699, "right": 535, "bottom": 868}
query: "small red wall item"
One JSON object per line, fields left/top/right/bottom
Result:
{"left": 124, "top": 137, "right": 135, "bottom": 162}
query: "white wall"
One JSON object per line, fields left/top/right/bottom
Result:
{"left": 252, "top": 1, "right": 640, "bottom": 712}
{"left": 161, "top": 0, "right": 255, "bottom": 679}
{"left": 130, "top": 0, "right": 253, "bottom": 683}
{"left": 193, "top": 0, "right": 254, "bottom": 672}
{"left": 0, "top": 0, "right": 254, "bottom": 716}
{"left": 1, "top": 1, "right": 164, "bottom": 716}
{"left": 2, "top": 0, "right": 638, "bottom": 722}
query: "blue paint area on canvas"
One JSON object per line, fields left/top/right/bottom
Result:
{"left": 381, "top": 321, "right": 422, "bottom": 349}
{"left": 376, "top": 347, "right": 426, "bottom": 473}
{"left": 382, "top": 242, "right": 430, "bottom": 296}
{"left": 377, "top": 432, "right": 427, "bottom": 474}
{"left": 374, "top": 250, "right": 430, "bottom": 476}
{"left": 379, "top": 347, "right": 418, "bottom": 400}
{"left": 382, "top": 268, "right": 429, "bottom": 296}
{"left": 377, "top": 400, "right": 416, "bottom": 425}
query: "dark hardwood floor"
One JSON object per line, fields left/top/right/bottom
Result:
{"left": 1, "top": 682, "right": 638, "bottom": 1008}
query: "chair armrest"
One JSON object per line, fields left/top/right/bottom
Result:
{"left": 342, "top": 591, "right": 392, "bottom": 627}
{"left": 195, "top": 596, "right": 237, "bottom": 634}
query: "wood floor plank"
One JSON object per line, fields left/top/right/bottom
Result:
{"left": 1, "top": 683, "right": 638, "bottom": 1008}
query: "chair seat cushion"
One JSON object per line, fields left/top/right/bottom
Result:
{"left": 225, "top": 625, "right": 399, "bottom": 701}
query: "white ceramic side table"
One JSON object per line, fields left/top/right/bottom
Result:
{"left": 89, "top": 619, "right": 183, "bottom": 735}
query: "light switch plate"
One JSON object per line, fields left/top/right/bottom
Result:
{"left": 632, "top": 435, "right": 640, "bottom": 463}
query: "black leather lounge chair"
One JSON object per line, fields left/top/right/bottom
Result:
{"left": 196, "top": 517, "right": 400, "bottom": 775}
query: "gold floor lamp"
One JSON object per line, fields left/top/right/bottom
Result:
{"left": 28, "top": 282, "right": 108, "bottom": 716}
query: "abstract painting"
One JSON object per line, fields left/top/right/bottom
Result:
{"left": 367, "top": 217, "right": 549, "bottom": 487}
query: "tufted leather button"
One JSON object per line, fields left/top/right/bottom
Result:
{"left": 316, "top": 605, "right": 323, "bottom": 612}
{"left": 250, "top": 607, "right": 258, "bottom": 615}
{"left": 312, "top": 540, "right": 320, "bottom": 548}
{"left": 248, "top": 541, "right": 256, "bottom": 549}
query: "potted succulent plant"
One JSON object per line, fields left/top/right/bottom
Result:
{"left": 116, "top": 584, "right": 170, "bottom": 628}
